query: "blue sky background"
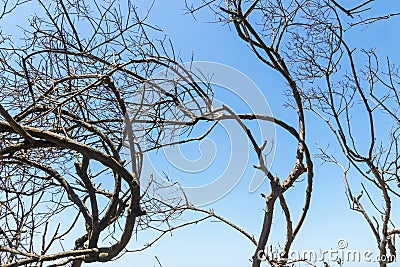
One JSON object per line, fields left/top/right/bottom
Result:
{"left": 1, "top": 1, "right": 400, "bottom": 266}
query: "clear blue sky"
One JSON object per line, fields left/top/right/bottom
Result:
{"left": 2, "top": 1, "right": 399, "bottom": 266}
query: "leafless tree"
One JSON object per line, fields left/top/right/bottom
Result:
{"left": 185, "top": 0, "right": 400, "bottom": 266}
{"left": 0, "top": 0, "right": 250, "bottom": 266}
{"left": 186, "top": 0, "right": 318, "bottom": 266}
{"left": 307, "top": 14, "right": 400, "bottom": 267}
